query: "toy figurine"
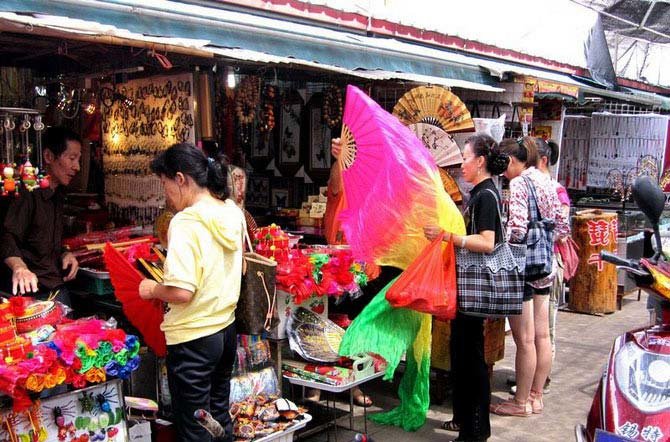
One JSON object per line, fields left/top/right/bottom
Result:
{"left": 21, "top": 160, "right": 39, "bottom": 191}
{"left": 1, "top": 165, "right": 18, "bottom": 197}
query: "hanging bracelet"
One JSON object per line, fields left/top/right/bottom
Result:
{"left": 460, "top": 236, "right": 467, "bottom": 248}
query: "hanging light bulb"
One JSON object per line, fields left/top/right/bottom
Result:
{"left": 226, "top": 66, "right": 236, "bottom": 89}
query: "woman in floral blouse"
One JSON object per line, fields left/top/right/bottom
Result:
{"left": 491, "top": 137, "right": 569, "bottom": 417}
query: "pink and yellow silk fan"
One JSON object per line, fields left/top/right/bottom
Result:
{"left": 337, "top": 85, "right": 465, "bottom": 269}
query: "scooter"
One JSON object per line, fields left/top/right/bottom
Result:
{"left": 575, "top": 176, "right": 670, "bottom": 442}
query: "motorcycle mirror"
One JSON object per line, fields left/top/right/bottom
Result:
{"left": 632, "top": 175, "right": 666, "bottom": 262}
{"left": 632, "top": 176, "right": 665, "bottom": 226}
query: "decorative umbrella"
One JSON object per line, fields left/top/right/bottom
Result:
{"left": 103, "top": 243, "right": 167, "bottom": 356}
{"left": 337, "top": 85, "right": 465, "bottom": 269}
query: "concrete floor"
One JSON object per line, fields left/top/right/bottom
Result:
{"left": 298, "top": 292, "right": 651, "bottom": 442}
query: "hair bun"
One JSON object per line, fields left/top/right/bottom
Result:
{"left": 487, "top": 149, "right": 510, "bottom": 175}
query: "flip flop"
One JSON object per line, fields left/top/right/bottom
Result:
{"left": 441, "top": 420, "right": 460, "bottom": 432}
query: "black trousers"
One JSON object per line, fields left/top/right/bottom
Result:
{"left": 166, "top": 323, "right": 237, "bottom": 442}
{"left": 450, "top": 313, "right": 490, "bottom": 441}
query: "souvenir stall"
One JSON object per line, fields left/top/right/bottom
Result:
{"left": 558, "top": 112, "right": 670, "bottom": 301}
{"left": 0, "top": 81, "right": 148, "bottom": 442}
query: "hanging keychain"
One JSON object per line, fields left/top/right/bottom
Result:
{"left": 4, "top": 115, "right": 15, "bottom": 164}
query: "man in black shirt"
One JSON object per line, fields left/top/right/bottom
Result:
{"left": 0, "top": 127, "right": 81, "bottom": 302}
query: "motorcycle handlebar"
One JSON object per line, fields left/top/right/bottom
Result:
{"left": 600, "top": 251, "right": 637, "bottom": 268}
{"left": 600, "top": 251, "right": 653, "bottom": 284}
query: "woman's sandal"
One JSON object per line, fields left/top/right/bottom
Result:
{"left": 529, "top": 390, "right": 544, "bottom": 414}
{"left": 352, "top": 388, "right": 372, "bottom": 407}
{"left": 441, "top": 420, "right": 460, "bottom": 432}
{"left": 490, "top": 399, "right": 532, "bottom": 417}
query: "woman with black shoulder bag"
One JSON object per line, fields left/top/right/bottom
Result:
{"left": 424, "top": 134, "right": 509, "bottom": 442}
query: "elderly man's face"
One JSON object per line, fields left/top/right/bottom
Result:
{"left": 232, "top": 170, "right": 246, "bottom": 203}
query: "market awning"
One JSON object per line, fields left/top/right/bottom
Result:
{"left": 479, "top": 58, "right": 670, "bottom": 110}
{"left": 0, "top": 0, "right": 500, "bottom": 91}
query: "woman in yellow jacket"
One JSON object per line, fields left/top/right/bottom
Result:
{"left": 139, "top": 143, "right": 245, "bottom": 442}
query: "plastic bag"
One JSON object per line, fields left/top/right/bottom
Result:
{"left": 385, "top": 234, "right": 457, "bottom": 320}
{"left": 557, "top": 237, "right": 579, "bottom": 281}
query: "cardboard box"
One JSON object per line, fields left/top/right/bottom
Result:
{"left": 271, "top": 290, "right": 329, "bottom": 339}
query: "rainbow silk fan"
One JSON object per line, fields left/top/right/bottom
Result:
{"left": 338, "top": 85, "right": 465, "bottom": 270}
{"left": 392, "top": 85, "right": 474, "bottom": 133}
{"left": 337, "top": 86, "right": 465, "bottom": 431}
{"left": 408, "top": 123, "right": 463, "bottom": 167}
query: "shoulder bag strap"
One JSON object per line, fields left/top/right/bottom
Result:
{"left": 522, "top": 176, "right": 542, "bottom": 222}
{"left": 482, "top": 188, "right": 505, "bottom": 246}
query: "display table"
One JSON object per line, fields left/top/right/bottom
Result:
{"left": 283, "top": 367, "right": 383, "bottom": 440}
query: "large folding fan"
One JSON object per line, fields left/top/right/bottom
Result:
{"left": 103, "top": 243, "right": 167, "bottom": 356}
{"left": 393, "top": 86, "right": 474, "bottom": 133}
{"left": 439, "top": 168, "right": 462, "bottom": 204}
{"left": 409, "top": 123, "right": 463, "bottom": 167}
{"left": 337, "top": 85, "right": 465, "bottom": 270}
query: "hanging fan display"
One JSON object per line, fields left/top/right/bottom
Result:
{"left": 392, "top": 86, "right": 474, "bottom": 133}
{"left": 439, "top": 168, "right": 462, "bottom": 204}
{"left": 103, "top": 243, "right": 167, "bottom": 357}
{"left": 337, "top": 85, "right": 465, "bottom": 270}
{"left": 408, "top": 123, "right": 463, "bottom": 167}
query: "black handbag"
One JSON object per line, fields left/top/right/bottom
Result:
{"left": 522, "top": 177, "right": 555, "bottom": 282}
{"left": 236, "top": 229, "right": 279, "bottom": 335}
{"left": 456, "top": 189, "right": 525, "bottom": 317}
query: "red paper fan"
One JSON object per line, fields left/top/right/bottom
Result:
{"left": 103, "top": 243, "right": 166, "bottom": 356}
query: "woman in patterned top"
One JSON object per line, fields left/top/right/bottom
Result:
{"left": 491, "top": 137, "right": 569, "bottom": 418}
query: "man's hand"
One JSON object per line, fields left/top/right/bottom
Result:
{"left": 62, "top": 252, "right": 79, "bottom": 282}
{"left": 12, "top": 266, "right": 38, "bottom": 295}
{"left": 331, "top": 138, "right": 342, "bottom": 159}
{"left": 139, "top": 279, "right": 158, "bottom": 300}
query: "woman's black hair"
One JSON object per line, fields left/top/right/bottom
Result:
{"left": 535, "top": 138, "right": 560, "bottom": 166}
{"left": 150, "top": 143, "right": 230, "bottom": 199}
{"left": 499, "top": 136, "right": 539, "bottom": 168}
{"left": 547, "top": 140, "right": 560, "bottom": 166}
{"left": 43, "top": 126, "right": 82, "bottom": 158}
{"left": 465, "top": 134, "right": 509, "bottom": 175}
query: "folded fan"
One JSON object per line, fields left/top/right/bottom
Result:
{"left": 103, "top": 243, "right": 167, "bottom": 356}
{"left": 286, "top": 307, "right": 344, "bottom": 363}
